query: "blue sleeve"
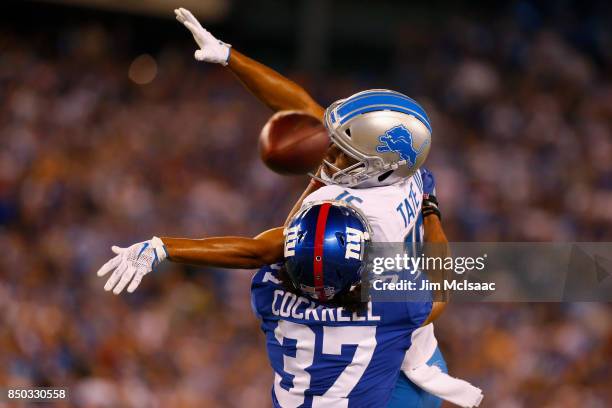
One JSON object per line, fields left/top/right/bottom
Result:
{"left": 405, "top": 299, "right": 433, "bottom": 328}
{"left": 250, "top": 264, "right": 283, "bottom": 320}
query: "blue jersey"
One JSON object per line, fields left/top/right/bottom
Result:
{"left": 251, "top": 265, "right": 432, "bottom": 408}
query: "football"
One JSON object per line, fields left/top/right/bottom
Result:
{"left": 259, "top": 110, "right": 329, "bottom": 175}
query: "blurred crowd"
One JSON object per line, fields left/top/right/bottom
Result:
{"left": 1, "top": 1, "right": 611, "bottom": 406}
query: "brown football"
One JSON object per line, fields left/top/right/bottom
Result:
{"left": 259, "top": 110, "right": 329, "bottom": 175}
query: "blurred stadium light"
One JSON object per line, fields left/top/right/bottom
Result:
{"left": 38, "top": 0, "right": 230, "bottom": 20}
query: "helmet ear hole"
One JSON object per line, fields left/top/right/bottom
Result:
{"left": 335, "top": 232, "right": 346, "bottom": 247}
{"left": 378, "top": 170, "right": 394, "bottom": 182}
{"left": 345, "top": 128, "right": 351, "bottom": 138}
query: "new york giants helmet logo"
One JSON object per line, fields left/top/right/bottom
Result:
{"left": 284, "top": 226, "right": 299, "bottom": 257}
{"left": 345, "top": 227, "right": 365, "bottom": 260}
{"left": 376, "top": 125, "right": 429, "bottom": 167}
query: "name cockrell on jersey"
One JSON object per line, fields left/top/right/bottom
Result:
{"left": 264, "top": 271, "right": 382, "bottom": 321}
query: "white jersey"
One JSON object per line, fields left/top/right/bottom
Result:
{"left": 299, "top": 171, "right": 485, "bottom": 405}
{"left": 303, "top": 171, "right": 425, "bottom": 244}
{"left": 301, "top": 169, "right": 437, "bottom": 370}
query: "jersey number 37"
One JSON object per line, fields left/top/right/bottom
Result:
{"left": 274, "top": 320, "right": 377, "bottom": 407}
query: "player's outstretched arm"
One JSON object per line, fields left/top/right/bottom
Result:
{"left": 174, "top": 7, "right": 324, "bottom": 119}
{"left": 228, "top": 50, "right": 325, "bottom": 119}
{"left": 421, "top": 168, "right": 449, "bottom": 324}
{"left": 162, "top": 227, "right": 284, "bottom": 269}
{"left": 96, "top": 227, "right": 284, "bottom": 295}
{"left": 423, "top": 215, "right": 448, "bottom": 246}
{"left": 422, "top": 215, "right": 449, "bottom": 325}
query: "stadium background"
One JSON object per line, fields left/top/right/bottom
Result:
{"left": 1, "top": 0, "right": 611, "bottom": 406}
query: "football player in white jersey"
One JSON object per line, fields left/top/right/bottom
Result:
{"left": 171, "top": 8, "right": 477, "bottom": 406}
{"left": 95, "top": 9, "right": 484, "bottom": 407}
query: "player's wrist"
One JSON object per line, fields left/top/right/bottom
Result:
{"left": 422, "top": 194, "right": 441, "bottom": 220}
{"left": 151, "top": 236, "right": 169, "bottom": 262}
{"left": 219, "top": 42, "right": 231, "bottom": 66}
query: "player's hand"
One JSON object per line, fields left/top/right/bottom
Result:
{"left": 421, "top": 168, "right": 441, "bottom": 220}
{"left": 96, "top": 237, "right": 168, "bottom": 294}
{"left": 174, "top": 7, "right": 231, "bottom": 65}
{"left": 421, "top": 167, "right": 436, "bottom": 196}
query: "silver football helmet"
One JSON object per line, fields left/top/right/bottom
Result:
{"left": 320, "top": 89, "right": 432, "bottom": 187}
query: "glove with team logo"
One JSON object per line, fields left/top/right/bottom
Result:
{"left": 96, "top": 237, "right": 168, "bottom": 294}
{"left": 421, "top": 168, "right": 441, "bottom": 220}
{"left": 175, "top": 7, "right": 231, "bottom": 65}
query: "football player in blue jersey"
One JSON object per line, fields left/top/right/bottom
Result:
{"left": 96, "top": 130, "right": 482, "bottom": 407}
{"left": 97, "top": 199, "right": 443, "bottom": 407}
{"left": 253, "top": 201, "right": 439, "bottom": 407}
{"left": 96, "top": 156, "right": 482, "bottom": 406}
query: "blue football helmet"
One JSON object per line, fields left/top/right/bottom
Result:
{"left": 284, "top": 201, "right": 372, "bottom": 302}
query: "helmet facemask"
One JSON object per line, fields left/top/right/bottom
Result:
{"left": 320, "top": 140, "right": 388, "bottom": 187}
{"left": 313, "top": 100, "right": 394, "bottom": 187}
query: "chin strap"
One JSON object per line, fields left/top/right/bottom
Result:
{"left": 308, "top": 171, "right": 331, "bottom": 187}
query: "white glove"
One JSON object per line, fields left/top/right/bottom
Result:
{"left": 174, "top": 7, "right": 231, "bottom": 65}
{"left": 97, "top": 237, "right": 168, "bottom": 295}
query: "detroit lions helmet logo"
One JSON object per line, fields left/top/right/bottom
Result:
{"left": 376, "top": 125, "right": 429, "bottom": 167}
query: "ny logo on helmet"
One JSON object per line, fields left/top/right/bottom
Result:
{"left": 376, "top": 125, "right": 429, "bottom": 167}
{"left": 345, "top": 227, "right": 365, "bottom": 260}
{"left": 284, "top": 226, "right": 299, "bottom": 257}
